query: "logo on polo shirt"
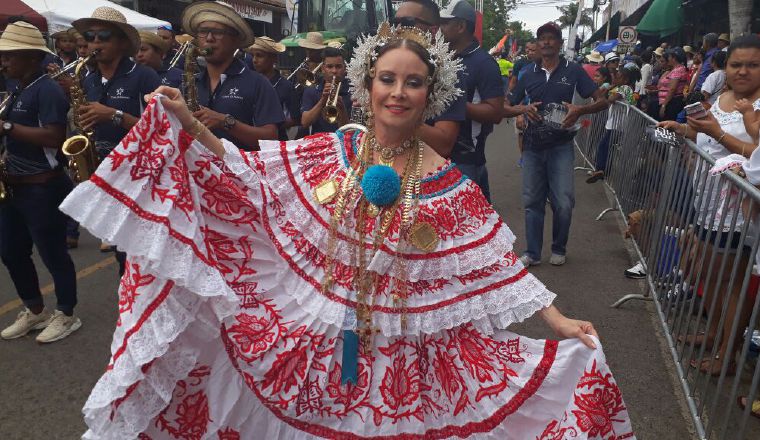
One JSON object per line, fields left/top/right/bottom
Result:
{"left": 15, "top": 100, "right": 23, "bottom": 109}
{"left": 109, "top": 87, "right": 131, "bottom": 100}
{"left": 557, "top": 76, "right": 573, "bottom": 87}
{"left": 222, "top": 87, "right": 243, "bottom": 101}
{"left": 116, "top": 88, "right": 124, "bottom": 96}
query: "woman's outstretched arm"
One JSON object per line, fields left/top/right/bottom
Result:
{"left": 539, "top": 304, "right": 599, "bottom": 349}
{"left": 145, "top": 86, "right": 226, "bottom": 159}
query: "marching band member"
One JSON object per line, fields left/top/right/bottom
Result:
{"left": 71, "top": 28, "right": 90, "bottom": 59}
{"left": 51, "top": 28, "right": 77, "bottom": 66}
{"left": 137, "top": 31, "right": 183, "bottom": 88}
{"left": 157, "top": 24, "right": 179, "bottom": 69}
{"left": 298, "top": 31, "right": 327, "bottom": 73}
{"left": 0, "top": 22, "right": 80, "bottom": 343}
{"left": 182, "top": 1, "right": 283, "bottom": 150}
{"left": 249, "top": 36, "right": 300, "bottom": 140}
{"left": 73, "top": 6, "right": 160, "bottom": 268}
{"left": 300, "top": 46, "right": 350, "bottom": 134}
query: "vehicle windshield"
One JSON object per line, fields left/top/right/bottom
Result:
{"left": 301, "top": 0, "right": 389, "bottom": 36}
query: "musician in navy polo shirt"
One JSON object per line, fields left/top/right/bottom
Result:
{"left": 300, "top": 46, "right": 352, "bottom": 134}
{"left": 136, "top": 31, "right": 183, "bottom": 89}
{"left": 0, "top": 22, "right": 79, "bottom": 343}
{"left": 505, "top": 22, "right": 608, "bottom": 267}
{"left": 439, "top": 0, "right": 504, "bottom": 202}
{"left": 182, "top": 1, "right": 283, "bottom": 150}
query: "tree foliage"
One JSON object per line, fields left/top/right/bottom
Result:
{"left": 555, "top": 3, "right": 593, "bottom": 30}
{"left": 481, "top": 0, "right": 518, "bottom": 50}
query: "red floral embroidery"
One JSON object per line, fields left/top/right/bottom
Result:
{"left": 156, "top": 365, "right": 211, "bottom": 440}
{"left": 571, "top": 360, "right": 626, "bottom": 439}
{"left": 326, "top": 361, "right": 370, "bottom": 409}
{"left": 118, "top": 262, "right": 155, "bottom": 316}
{"left": 537, "top": 417, "right": 578, "bottom": 440}
{"left": 379, "top": 354, "right": 423, "bottom": 411}
{"left": 217, "top": 428, "right": 240, "bottom": 440}
{"left": 262, "top": 345, "right": 309, "bottom": 395}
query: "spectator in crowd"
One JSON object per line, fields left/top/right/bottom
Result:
{"left": 658, "top": 47, "right": 688, "bottom": 121}
{"left": 700, "top": 50, "right": 727, "bottom": 105}
{"left": 660, "top": 34, "right": 760, "bottom": 377}
{"left": 684, "top": 45, "right": 696, "bottom": 69}
{"left": 509, "top": 39, "right": 540, "bottom": 167}
{"left": 505, "top": 21, "right": 608, "bottom": 266}
{"left": 497, "top": 53, "right": 513, "bottom": 92}
{"left": 736, "top": 97, "right": 760, "bottom": 144}
{"left": 695, "top": 33, "right": 719, "bottom": 90}
{"left": 604, "top": 52, "right": 620, "bottom": 77}
{"left": 636, "top": 50, "right": 653, "bottom": 108}
{"left": 593, "top": 66, "right": 613, "bottom": 91}
{"left": 718, "top": 33, "right": 730, "bottom": 51}
{"left": 583, "top": 51, "right": 603, "bottom": 80}
{"left": 688, "top": 48, "right": 704, "bottom": 93}
{"left": 644, "top": 47, "right": 666, "bottom": 118}
{"left": 587, "top": 64, "right": 641, "bottom": 184}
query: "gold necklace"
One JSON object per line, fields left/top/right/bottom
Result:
{"left": 367, "top": 131, "right": 415, "bottom": 167}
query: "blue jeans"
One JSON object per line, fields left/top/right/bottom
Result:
{"left": 456, "top": 163, "right": 491, "bottom": 203}
{"left": 522, "top": 142, "right": 575, "bottom": 260}
{"left": 0, "top": 174, "right": 77, "bottom": 314}
{"left": 594, "top": 130, "right": 612, "bottom": 172}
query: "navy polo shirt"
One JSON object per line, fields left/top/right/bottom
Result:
{"left": 268, "top": 70, "right": 299, "bottom": 141}
{"left": 508, "top": 58, "right": 597, "bottom": 150}
{"left": 300, "top": 79, "right": 352, "bottom": 134}
{"left": 451, "top": 41, "right": 505, "bottom": 166}
{"left": 158, "top": 66, "right": 183, "bottom": 89}
{"left": 195, "top": 58, "right": 284, "bottom": 150}
{"left": 5, "top": 73, "right": 69, "bottom": 176}
{"left": 83, "top": 57, "right": 161, "bottom": 150}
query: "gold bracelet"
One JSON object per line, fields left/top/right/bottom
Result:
{"left": 188, "top": 118, "right": 205, "bottom": 139}
{"left": 716, "top": 130, "right": 727, "bottom": 144}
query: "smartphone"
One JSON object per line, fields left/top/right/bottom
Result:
{"left": 684, "top": 102, "right": 708, "bottom": 120}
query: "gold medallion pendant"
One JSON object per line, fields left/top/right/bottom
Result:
{"left": 314, "top": 179, "right": 339, "bottom": 205}
{"left": 409, "top": 222, "right": 440, "bottom": 252}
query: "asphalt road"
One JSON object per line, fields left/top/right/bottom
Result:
{"left": 0, "top": 119, "right": 698, "bottom": 439}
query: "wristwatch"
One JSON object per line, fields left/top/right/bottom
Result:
{"left": 111, "top": 110, "right": 124, "bottom": 126}
{"left": 2, "top": 121, "right": 13, "bottom": 133}
{"left": 223, "top": 114, "right": 236, "bottom": 130}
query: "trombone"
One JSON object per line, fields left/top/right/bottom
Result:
{"left": 49, "top": 58, "right": 82, "bottom": 80}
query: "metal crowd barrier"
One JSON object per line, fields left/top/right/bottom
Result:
{"left": 574, "top": 101, "right": 760, "bottom": 440}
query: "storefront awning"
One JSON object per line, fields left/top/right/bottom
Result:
{"left": 636, "top": 0, "right": 683, "bottom": 37}
{"left": 585, "top": 12, "right": 620, "bottom": 45}
{"left": 0, "top": 0, "right": 47, "bottom": 33}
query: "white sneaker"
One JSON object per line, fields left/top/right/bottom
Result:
{"left": 519, "top": 254, "right": 541, "bottom": 267}
{"left": 624, "top": 262, "right": 647, "bottom": 279}
{"left": 35, "top": 311, "right": 81, "bottom": 343}
{"left": 549, "top": 254, "right": 566, "bottom": 266}
{"left": 1, "top": 308, "right": 52, "bottom": 340}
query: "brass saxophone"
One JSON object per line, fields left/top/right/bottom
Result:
{"left": 62, "top": 50, "right": 100, "bottom": 183}
{"left": 0, "top": 92, "right": 12, "bottom": 203}
{"left": 182, "top": 43, "right": 212, "bottom": 112}
{"left": 322, "top": 77, "right": 342, "bottom": 124}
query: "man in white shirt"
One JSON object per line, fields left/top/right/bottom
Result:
{"left": 700, "top": 51, "right": 727, "bottom": 105}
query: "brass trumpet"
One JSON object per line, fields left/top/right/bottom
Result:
{"left": 322, "top": 77, "right": 342, "bottom": 124}
{"left": 62, "top": 50, "right": 100, "bottom": 183}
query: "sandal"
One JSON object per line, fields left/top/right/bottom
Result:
{"left": 586, "top": 171, "right": 605, "bottom": 184}
{"left": 689, "top": 356, "right": 736, "bottom": 377}
{"left": 737, "top": 396, "right": 760, "bottom": 419}
{"left": 677, "top": 332, "right": 713, "bottom": 349}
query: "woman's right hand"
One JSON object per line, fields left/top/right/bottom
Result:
{"left": 144, "top": 86, "right": 194, "bottom": 130}
{"left": 657, "top": 120, "right": 682, "bottom": 132}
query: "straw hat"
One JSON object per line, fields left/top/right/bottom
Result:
{"left": 175, "top": 34, "right": 195, "bottom": 45}
{"left": 585, "top": 51, "right": 604, "bottom": 63}
{"left": 72, "top": 6, "right": 140, "bottom": 56}
{"left": 718, "top": 33, "right": 730, "bottom": 43}
{"left": 139, "top": 31, "right": 170, "bottom": 54}
{"left": 0, "top": 21, "right": 56, "bottom": 55}
{"left": 68, "top": 28, "right": 83, "bottom": 40}
{"left": 653, "top": 47, "right": 665, "bottom": 57}
{"left": 683, "top": 45, "right": 694, "bottom": 55}
{"left": 51, "top": 28, "right": 73, "bottom": 39}
{"left": 326, "top": 40, "right": 344, "bottom": 49}
{"left": 604, "top": 52, "right": 620, "bottom": 63}
{"left": 247, "top": 36, "right": 285, "bottom": 54}
{"left": 181, "top": 1, "right": 255, "bottom": 49}
{"left": 298, "top": 32, "right": 326, "bottom": 50}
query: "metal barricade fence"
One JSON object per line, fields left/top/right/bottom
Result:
{"left": 573, "top": 101, "right": 760, "bottom": 440}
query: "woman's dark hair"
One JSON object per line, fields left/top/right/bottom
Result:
{"left": 596, "top": 66, "right": 613, "bottom": 84}
{"left": 666, "top": 47, "right": 687, "bottom": 65}
{"left": 400, "top": 0, "right": 440, "bottom": 22}
{"left": 619, "top": 65, "right": 642, "bottom": 86}
{"left": 364, "top": 39, "right": 436, "bottom": 95}
{"left": 711, "top": 50, "right": 727, "bottom": 69}
{"left": 685, "top": 90, "right": 705, "bottom": 105}
{"left": 727, "top": 34, "right": 760, "bottom": 58}
{"left": 641, "top": 50, "right": 653, "bottom": 64}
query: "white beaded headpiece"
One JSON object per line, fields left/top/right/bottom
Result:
{"left": 346, "top": 22, "right": 463, "bottom": 121}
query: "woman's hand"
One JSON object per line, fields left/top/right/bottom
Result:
{"left": 687, "top": 112, "right": 722, "bottom": 139}
{"left": 540, "top": 305, "right": 599, "bottom": 349}
{"left": 144, "top": 86, "right": 194, "bottom": 130}
{"left": 735, "top": 98, "right": 754, "bottom": 116}
{"left": 658, "top": 120, "right": 683, "bottom": 133}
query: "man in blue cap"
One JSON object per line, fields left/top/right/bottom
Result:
{"left": 504, "top": 22, "right": 608, "bottom": 267}
{"left": 439, "top": 0, "right": 504, "bottom": 201}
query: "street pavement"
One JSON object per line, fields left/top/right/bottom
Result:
{"left": 0, "top": 119, "right": 699, "bottom": 439}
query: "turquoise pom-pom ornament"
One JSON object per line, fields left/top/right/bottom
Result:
{"left": 361, "top": 165, "right": 401, "bottom": 207}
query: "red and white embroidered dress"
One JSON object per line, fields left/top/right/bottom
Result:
{"left": 62, "top": 99, "right": 635, "bottom": 439}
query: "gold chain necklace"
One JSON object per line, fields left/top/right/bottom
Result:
{"left": 367, "top": 131, "right": 415, "bottom": 167}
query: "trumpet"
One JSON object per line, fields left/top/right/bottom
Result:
{"left": 302, "top": 62, "right": 322, "bottom": 88}
{"left": 322, "top": 77, "right": 342, "bottom": 124}
{"left": 49, "top": 58, "right": 82, "bottom": 80}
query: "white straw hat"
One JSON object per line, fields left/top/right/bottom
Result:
{"left": 0, "top": 21, "right": 55, "bottom": 55}
{"left": 181, "top": 1, "right": 256, "bottom": 49}
{"left": 72, "top": 7, "right": 141, "bottom": 56}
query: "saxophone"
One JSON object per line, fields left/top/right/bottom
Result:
{"left": 182, "top": 43, "right": 212, "bottom": 112}
{"left": 62, "top": 50, "right": 100, "bottom": 183}
{"left": 0, "top": 92, "right": 12, "bottom": 203}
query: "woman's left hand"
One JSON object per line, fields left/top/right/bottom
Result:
{"left": 551, "top": 316, "right": 599, "bottom": 349}
{"left": 687, "top": 112, "right": 721, "bottom": 139}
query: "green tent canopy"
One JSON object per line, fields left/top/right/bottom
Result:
{"left": 637, "top": 0, "right": 684, "bottom": 37}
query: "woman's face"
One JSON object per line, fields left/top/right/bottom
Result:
{"left": 370, "top": 46, "right": 430, "bottom": 134}
{"left": 613, "top": 70, "right": 626, "bottom": 86}
{"left": 593, "top": 71, "right": 605, "bottom": 85}
{"left": 726, "top": 47, "right": 760, "bottom": 95}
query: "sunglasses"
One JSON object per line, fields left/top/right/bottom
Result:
{"left": 391, "top": 16, "right": 435, "bottom": 28}
{"left": 197, "top": 28, "right": 236, "bottom": 39}
{"left": 83, "top": 30, "right": 113, "bottom": 42}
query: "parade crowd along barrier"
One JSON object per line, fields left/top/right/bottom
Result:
{"left": 573, "top": 100, "right": 760, "bottom": 440}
